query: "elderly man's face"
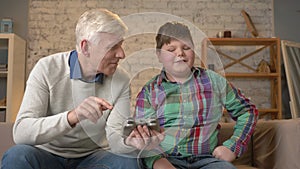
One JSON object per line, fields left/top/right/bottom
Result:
{"left": 87, "top": 32, "right": 125, "bottom": 76}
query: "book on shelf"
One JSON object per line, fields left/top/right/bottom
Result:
{"left": 0, "top": 64, "right": 7, "bottom": 71}
{"left": 0, "top": 109, "right": 5, "bottom": 122}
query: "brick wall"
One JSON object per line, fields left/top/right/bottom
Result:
{"left": 27, "top": 0, "right": 274, "bottom": 115}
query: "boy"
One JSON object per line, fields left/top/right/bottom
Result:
{"left": 133, "top": 22, "right": 258, "bottom": 169}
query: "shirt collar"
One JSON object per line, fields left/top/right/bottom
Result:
{"left": 157, "top": 67, "right": 199, "bottom": 86}
{"left": 69, "top": 50, "right": 104, "bottom": 83}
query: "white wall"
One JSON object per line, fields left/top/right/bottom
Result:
{"left": 274, "top": 0, "right": 300, "bottom": 42}
{"left": 274, "top": 0, "right": 300, "bottom": 118}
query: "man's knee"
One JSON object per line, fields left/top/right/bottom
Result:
{"left": 2, "top": 144, "right": 42, "bottom": 165}
{"left": 114, "top": 155, "right": 139, "bottom": 169}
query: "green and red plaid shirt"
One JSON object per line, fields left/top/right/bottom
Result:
{"left": 134, "top": 67, "right": 258, "bottom": 168}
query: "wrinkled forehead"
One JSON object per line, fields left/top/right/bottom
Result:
{"left": 92, "top": 32, "right": 124, "bottom": 46}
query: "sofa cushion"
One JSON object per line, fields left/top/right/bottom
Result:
{"left": 0, "top": 123, "right": 14, "bottom": 160}
{"left": 220, "top": 119, "right": 300, "bottom": 169}
{"left": 252, "top": 119, "right": 300, "bottom": 169}
{"left": 235, "top": 165, "right": 258, "bottom": 169}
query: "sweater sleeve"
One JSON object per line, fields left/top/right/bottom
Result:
{"left": 13, "top": 58, "right": 73, "bottom": 145}
{"left": 105, "top": 68, "right": 136, "bottom": 153}
{"left": 105, "top": 86, "right": 137, "bottom": 153}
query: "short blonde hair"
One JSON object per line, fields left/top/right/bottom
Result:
{"left": 75, "top": 9, "right": 127, "bottom": 52}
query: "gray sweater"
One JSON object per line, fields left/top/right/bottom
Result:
{"left": 13, "top": 51, "right": 135, "bottom": 158}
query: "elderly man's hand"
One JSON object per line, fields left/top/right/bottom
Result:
{"left": 67, "top": 96, "right": 113, "bottom": 126}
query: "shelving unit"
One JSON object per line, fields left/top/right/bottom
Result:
{"left": 202, "top": 38, "right": 281, "bottom": 119}
{"left": 0, "top": 33, "right": 26, "bottom": 122}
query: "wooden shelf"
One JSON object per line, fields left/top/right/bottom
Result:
{"left": 258, "top": 108, "right": 278, "bottom": 113}
{"left": 258, "top": 109, "right": 280, "bottom": 119}
{"left": 202, "top": 38, "right": 281, "bottom": 119}
{"left": 224, "top": 73, "right": 279, "bottom": 78}
{"left": 0, "top": 71, "right": 8, "bottom": 77}
{"left": 0, "top": 33, "right": 26, "bottom": 122}
{"left": 207, "top": 38, "right": 278, "bottom": 46}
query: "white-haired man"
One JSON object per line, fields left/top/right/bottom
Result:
{"left": 1, "top": 9, "right": 139, "bottom": 169}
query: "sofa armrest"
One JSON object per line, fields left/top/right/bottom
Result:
{"left": 0, "top": 122, "right": 14, "bottom": 159}
{"left": 252, "top": 119, "right": 300, "bottom": 169}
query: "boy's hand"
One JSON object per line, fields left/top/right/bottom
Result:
{"left": 125, "top": 125, "right": 164, "bottom": 150}
{"left": 153, "top": 158, "right": 176, "bottom": 169}
{"left": 212, "top": 146, "right": 236, "bottom": 162}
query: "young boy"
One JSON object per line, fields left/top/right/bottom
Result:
{"left": 134, "top": 22, "right": 258, "bottom": 169}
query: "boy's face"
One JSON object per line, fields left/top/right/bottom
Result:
{"left": 157, "top": 39, "right": 195, "bottom": 81}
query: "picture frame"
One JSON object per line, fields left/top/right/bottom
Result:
{"left": 241, "top": 10, "right": 259, "bottom": 38}
{"left": 281, "top": 40, "right": 300, "bottom": 119}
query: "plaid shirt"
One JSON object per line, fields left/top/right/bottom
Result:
{"left": 134, "top": 67, "right": 258, "bottom": 168}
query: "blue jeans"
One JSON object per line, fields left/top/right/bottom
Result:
{"left": 1, "top": 144, "right": 139, "bottom": 169}
{"left": 166, "top": 154, "right": 236, "bottom": 169}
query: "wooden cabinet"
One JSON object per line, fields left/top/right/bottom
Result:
{"left": 0, "top": 33, "right": 26, "bottom": 122}
{"left": 202, "top": 38, "right": 281, "bottom": 119}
